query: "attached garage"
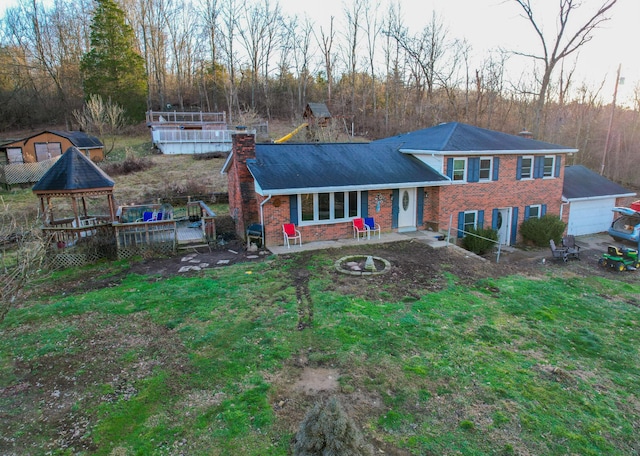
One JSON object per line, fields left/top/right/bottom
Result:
{"left": 563, "top": 165, "right": 636, "bottom": 236}
{"left": 567, "top": 197, "right": 618, "bottom": 236}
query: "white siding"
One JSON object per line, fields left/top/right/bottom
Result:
{"left": 567, "top": 198, "right": 616, "bottom": 236}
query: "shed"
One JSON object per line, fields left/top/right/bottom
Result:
{"left": 0, "top": 130, "right": 104, "bottom": 165}
{"left": 303, "top": 103, "right": 332, "bottom": 127}
{"left": 563, "top": 165, "right": 636, "bottom": 235}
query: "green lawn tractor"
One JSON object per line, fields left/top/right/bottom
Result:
{"left": 598, "top": 245, "right": 639, "bottom": 272}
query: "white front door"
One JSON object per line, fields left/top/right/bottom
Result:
{"left": 397, "top": 188, "right": 416, "bottom": 232}
{"left": 496, "top": 208, "right": 511, "bottom": 245}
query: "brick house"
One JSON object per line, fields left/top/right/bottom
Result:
{"left": 223, "top": 122, "right": 577, "bottom": 248}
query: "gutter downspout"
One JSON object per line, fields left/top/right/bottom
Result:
{"left": 260, "top": 195, "right": 272, "bottom": 245}
{"left": 560, "top": 200, "right": 570, "bottom": 221}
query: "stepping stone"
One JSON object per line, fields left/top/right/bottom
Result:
{"left": 246, "top": 255, "right": 259, "bottom": 259}
{"left": 216, "top": 259, "right": 230, "bottom": 265}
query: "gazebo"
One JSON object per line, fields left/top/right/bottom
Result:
{"left": 32, "top": 146, "right": 116, "bottom": 247}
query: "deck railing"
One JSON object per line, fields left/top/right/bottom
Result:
{"left": 152, "top": 129, "right": 233, "bottom": 144}
{"left": 146, "top": 110, "right": 226, "bottom": 125}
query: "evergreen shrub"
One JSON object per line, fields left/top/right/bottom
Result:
{"left": 462, "top": 227, "right": 498, "bottom": 255}
{"left": 520, "top": 214, "right": 567, "bottom": 247}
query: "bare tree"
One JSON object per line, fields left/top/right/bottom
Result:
{"left": 363, "top": 0, "right": 381, "bottom": 118}
{"left": 512, "top": 0, "right": 618, "bottom": 138}
{"left": 73, "top": 94, "right": 125, "bottom": 157}
{"left": 316, "top": 16, "right": 335, "bottom": 103}
{"left": 1, "top": 210, "right": 48, "bottom": 324}
{"left": 342, "top": 0, "right": 364, "bottom": 121}
{"left": 218, "top": 0, "right": 242, "bottom": 122}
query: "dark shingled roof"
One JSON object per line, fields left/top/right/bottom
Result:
{"left": 33, "top": 147, "right": 114, "bottom": 192}
{"left": 249, "top": 142, "right": 447, "bottom": 194}
{"left": 373, "top": 122, "right": 575, "bottom": 152}
{"left": 563, "top": 165, "right": 635, "bottom": 200}
{"left": 48, "top": 130, "right": 103, "bottom": 148}
{"left": 305, "top": 103, "right": 331, "bottom": 118}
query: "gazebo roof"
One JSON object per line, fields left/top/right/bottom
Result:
{"left": 32, "top": 146, "right": 114, "bottom": 193}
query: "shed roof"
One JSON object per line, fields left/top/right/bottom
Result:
{"left": 373, "top": 122, "right": 576, "bottom": 154}
{"left": 562, "top": 165, "right": 636, "bottom": 201}
{"left": 32, "top": 146, "right": 114, "bottom": 192}
{"left": 248, "top": 142, "right": 448, "bottom": 195}
{"left": 48, "top": 130, "right": 103, "bottom": 149}
{"left": 304, "top": 103, "right": 332, "bottom": 119}
{"left": 2, "top": 130, "right": 103, "bottom": 149}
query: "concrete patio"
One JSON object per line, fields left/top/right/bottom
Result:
{"left": 267, "top": 229, "right": 452, "bottom": 255}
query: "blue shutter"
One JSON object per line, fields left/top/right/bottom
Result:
{"left": 492, "top": 208, "right": 499, "bottom": 230}
{"left": 492, "top": 157, "right": 500, "bottom": 181}
{"left": 289, "top": 195, "right": 298, "bottom": 224}
{"left": 457, "top": 212, "right": 464, "bottom": 238}
{"left": 417, "top": 187, "right": 424, "bottom": 226}
{"left": 391, "top": 189, "right": 399, "bottom": 228}
{"left": 478, "top": 210, "right": 485, "bottom": 229}
{"left": 468, "top": 157, "right": 480, "bottom": 182}
{"left": 541, "top": 204, "right": 547, "bottom": 216}
{"left": 510, "top": 207, "right": 519, "bottom": 246}
{"left": 361, "top": 191, "right": 368, "bottom": 219}
{"left": 524, "top": 205, "right": 531, "bottom": 221}
{"left": 446, "top": 158, "right": 454, "bottom": 179}
{"left": 554, "top": 155, "right": 561, "bottom": 177}
{"left": 533, "top": 156, "right": 544, "bottom": 179}
{"left": 516, "top": 156, "right": 523, "bottom": 180}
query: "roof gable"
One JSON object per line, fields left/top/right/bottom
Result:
{"left": 248, "top": 142, "right": 447, "bottom": 194}
{"left": 373, "top": 122, "right": 576, "bottom": 153}
{"left": 563, "top": 165, "right": 636, "bottom": 200}
{"left": 48, "top": 130, "right": 103, "bottom": 148}
{"left": 2, "top": 130, "right": 103, "bottom": 149}
{"left": 32, "top": 146, "right": 114, "bottom": 192}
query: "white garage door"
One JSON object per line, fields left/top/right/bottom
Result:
{"left": 567, "top": 198, "right": 616, "bottom": 236}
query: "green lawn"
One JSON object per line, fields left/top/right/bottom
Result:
{"left": 1, "top": 252, "right": 639, "bottom": 455}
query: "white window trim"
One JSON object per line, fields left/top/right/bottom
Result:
{"left": 462, "top": 210, "right": 478, "bottom": 234}
{"left": 479, "top": 156, "right": 493, "bottom": 182}
{"left": 528, "top": 204, "right": 542, "bottom": 219}
{"left": 298, "top": 191, "right": 361, "bottom": 226}
{"left": 520, "top": 155, "right": 534, "bottom": 180}
{"left": 542, "top": 155, "right": 556, "bottom": 179}
{"left": 452, "top": 157, "right": 467, "bottom": 182}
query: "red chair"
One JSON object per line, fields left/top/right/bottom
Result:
{"left": 283, "top": 223, "right": 302, "bottom": 248}
{"left": 352, "top": 218, "right": 368, "bottom": 241}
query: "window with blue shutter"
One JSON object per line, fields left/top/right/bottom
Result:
{"left": 492, "top": 157, "right": 500, "bottom": 181}
{"left": 361, "top": 191, "right": 368, "bottom": 219}
{"left": 554, "top": 155, "right": 561, "bottom": 177}
{"left": 533, "top": 156, "right": 544, "bottom": 178}
{"left": 289, "top": 195, "right": 298, "bottom": 224}
{"left": 468, "top": 157, "right": 480, "bottom": 182}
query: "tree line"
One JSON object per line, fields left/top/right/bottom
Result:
{"left": 1, "top": 0, "right": 638, "bottom": 186}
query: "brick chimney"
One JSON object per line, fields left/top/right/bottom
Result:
{"left": 227, "top": 131, "right": 259, "bottom": 239}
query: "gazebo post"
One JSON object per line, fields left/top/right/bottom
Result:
{"left": 81, "top": 197, "right": 88, "bottom": 219}
{"left": 71, "top": 197, "right": 80, "bottom": 227}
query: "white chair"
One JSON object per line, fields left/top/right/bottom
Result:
{"left": 283, "top": 223, "right": 302, "bottom": 248}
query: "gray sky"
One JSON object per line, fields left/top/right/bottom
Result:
{"left": 286, "top": 0, "right": 637, "bottom": 106}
